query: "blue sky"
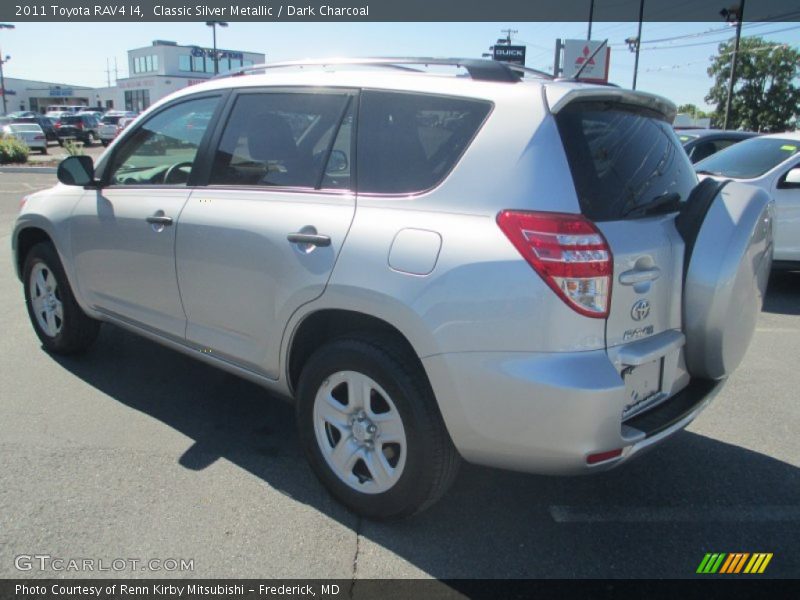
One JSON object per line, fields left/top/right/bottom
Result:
{"left": 1, "top": 21, "right": 798, "bottom": 110}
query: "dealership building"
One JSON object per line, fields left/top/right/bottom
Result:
{"left": 1, "top": 40, "right": 265, "bottom": 115}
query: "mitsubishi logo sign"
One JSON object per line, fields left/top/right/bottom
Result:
{"left": 563, "top": 39, "right": 611, "bottom": 83}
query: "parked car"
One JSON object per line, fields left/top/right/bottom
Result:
{"left": 677, "top": 129, "right": 758, "bottom": 163}
{"left": 1, "top": 122, "right": 48, "bottom": 153}
{"left": 98, "top": 111, "right": 138, "bottom": 146}
{"left": 695, "top": 132, "right": 799, "bottom": 269}
{"left": 55, "top": 114, "right": 101, "bottom": 146}
{"left": 12, "top": 58, "right": 774, "bottom": 519}
{"left": 11, "top": 116, "right": 59, "bottom": 144}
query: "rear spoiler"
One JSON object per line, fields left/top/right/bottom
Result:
{"left": 545, "top": 86, "right": 677, "bottom": 123}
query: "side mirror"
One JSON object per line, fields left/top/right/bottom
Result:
{"left": 57, "top": 155, "right": 96, "bottom": 187}
{"left": 780, "top": 167, "right": 800, "bottom": 188}
{"left": 326, "top": 149, "right": 348, "bottom": 173}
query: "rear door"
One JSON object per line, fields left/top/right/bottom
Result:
{"left": 174, "top": 88, "right": 357, "bottom": 379}
{"left": 555, "top": 101, "right": 696, "bottom": 344}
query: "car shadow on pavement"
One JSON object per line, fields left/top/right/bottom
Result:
{"left": 50, "top": 323, "right": 800, "bottom": 580}
{"left": 763, "top": 270, "right": 800, "bottom": 315}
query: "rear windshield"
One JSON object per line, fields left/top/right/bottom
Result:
{"left": 9, "top": 124, "right": 40, "bottom": 132}
{"left": 694, "top": 137, "right": 799, "bottom": 179}
{"left": 60, "top": 116, "right": 81, "bottom": 124}
{"left": 101, "top": 116, "right": 122, "bottom": 124}
{"left": 357, "top": 90, "right": 491, "bottom": 195}
{"left": 555, "top": 102, "right": 697, "bottom": 221}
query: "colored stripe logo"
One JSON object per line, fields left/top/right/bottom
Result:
{"left": 697, "top": 553, "right": 773, "bottom": 574}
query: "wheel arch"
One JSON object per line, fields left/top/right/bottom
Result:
{"left": 14, "top": 226, "right": 54, "bottom": 281}
{"left": 285, "top": 308, "right": 427, "bottom": 396}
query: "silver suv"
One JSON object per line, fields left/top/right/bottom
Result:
{"left": 12, "top": 58, "right": 774, "bottom": 519}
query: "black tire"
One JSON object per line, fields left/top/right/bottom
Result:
{"left": 40, "top": 147, "right": 48, "bottom": 155}
{"left": 57, "top": 139, "right": 64, "bottom": 147}
{"left": 84, "top": 133, "right": 95, "bottom": 147}
{"left": 23, "top": 242, "right": 100, "bottom": 355}
{"left": 101, "top": 140, "right": 109, "bottom": 147}
{"left": 296, "top": 334, "right": 460, "bottom": 520}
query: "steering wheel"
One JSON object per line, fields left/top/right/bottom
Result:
{"left": 163, "top": 161, "right": 194, "bottom": 184}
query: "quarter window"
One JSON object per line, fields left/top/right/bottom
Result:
{"left": 356, "top": 90, "right": 492, "bottom": 194}
{"left": 209, "top": 92, "right": 353, "bottom": 189}
{"left": 106, "top": 96, "right": 219, "bottom": 186}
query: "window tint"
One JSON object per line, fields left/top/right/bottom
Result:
{"left": 106, "top": 96, "right": 219, "bottom": 186}
{"left": 357, "top": 91, "right": 491, "bottom": 194}
{"left": 555, "top": 103, "right": 697, "bottom": 221}
{"left": 695, "top": 137, "right": 799, "bottom": 179}
{"left": 209, "top": 92, "right": 352, "bottom": 188}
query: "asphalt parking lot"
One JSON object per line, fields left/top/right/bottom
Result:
{"left": 1, "top": 171, "right": 798, "bottom": 581}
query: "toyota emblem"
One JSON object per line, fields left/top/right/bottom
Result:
{"left": 631, "top": 299, "right": 651, "bottom": 321}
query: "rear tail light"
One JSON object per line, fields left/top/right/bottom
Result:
{"left": 497, "top": 210, "right": 612, "bottom": 318}
{"left": 54, "top": 122, "right": 61, "bottom": 128}
{"left": 75, "top": 122, "right": 84, "bottom": 130}
{"left": 34, "top": 135, "right": 45, "bottom": 140}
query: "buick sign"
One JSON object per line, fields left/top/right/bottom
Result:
{"left": 492, "top": 45, "right": 526, "bottom": 66}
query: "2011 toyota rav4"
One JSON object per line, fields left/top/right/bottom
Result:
{"left": 12, "top": 58, "right": 774, "bottom": 519}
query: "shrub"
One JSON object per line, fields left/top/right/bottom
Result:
{"left": 0, "top": 137, "right": 30, "bottom": 164}
{"left": 63, "top": 139, "right": 84, "bottom": 156}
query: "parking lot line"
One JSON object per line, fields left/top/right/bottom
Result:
{"left": 549, "top": 505, "right": 800, "bottom": 523}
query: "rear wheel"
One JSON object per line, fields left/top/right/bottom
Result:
{"left": 23, "top": 242, "right": 100, "bottom": 355}
{"left": 296, "top": 335, "right": 460, "bottom": 520}
{"left": 85, "top": 132, "right": 96, "bottom": 146}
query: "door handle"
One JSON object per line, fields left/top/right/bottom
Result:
{"left": 619, "top": 267, "right": 661, "bottom": 285}
{"left": 287, "top": 232, "right": 331, "bottom": 247}
{"left": 146, "top": 215, "right": 173, "bottom": 226}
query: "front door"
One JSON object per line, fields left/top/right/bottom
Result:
{"left": 69, "top": 95, "right": 221, "bottom": 338}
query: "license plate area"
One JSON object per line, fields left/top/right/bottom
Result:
{"left": 622, "top": 358, "right": 664, "bottom": 420}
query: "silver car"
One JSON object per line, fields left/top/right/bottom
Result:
{"left": 12, "top": 58, "right": 774, "bottom": 519}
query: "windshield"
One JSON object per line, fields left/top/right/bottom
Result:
{"left": 695, "top": 137, "right": 799, "bottom": 179}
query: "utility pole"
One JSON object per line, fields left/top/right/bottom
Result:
{"left": 114, "top": 57, "right": 118, "bottom": 82}
{"left": 105, "top": 58, "right": 111, "bottom": 87}
{"left": 722, "top": 1, "right": 745, "bottom": 130}
{"left": 587, "top": 0, "right": 595, "bottom": 39}
{"left": 499, "top": 28, "right": 517, "bottom": 45}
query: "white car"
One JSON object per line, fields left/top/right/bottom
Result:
{"left": 1, "top": 123, "right": 48, "bottom": 154}
{"left": 696, "top": 131, "right": 800, "bottom": 268}
{"left": 98, "top": 111, "right": 138, "bottom": 146}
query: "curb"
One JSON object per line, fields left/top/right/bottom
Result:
{"left": 0, "top": 166, "right": 58, "bottom": 174}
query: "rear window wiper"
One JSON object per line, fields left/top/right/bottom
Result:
{"left": 621, "top": 192, "right": 682, "bottom": 218}
{"left": 695, "top": 169, "right": 721, "bottom": 176}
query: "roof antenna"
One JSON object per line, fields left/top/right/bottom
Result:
{"left": 569, "top": 39, "right": 608, "bottom": 80}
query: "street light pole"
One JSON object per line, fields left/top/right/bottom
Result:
{"left": 206, "top": 21, "right": 228, "bottom": 75}
{"left": 0, "top": 23, "right": 15, "bottom": 116}
{"left": 0, "top": 54, "right": 8, "bottom": 116}
{"left": 587, "top": 0, "right": 595, "bottom": 40}
{"left": 721, "top": 1, "right": 746, "bottom": 130}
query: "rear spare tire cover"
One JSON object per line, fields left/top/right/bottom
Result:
{"left": 682, "top": 181, "right": 773, "bottom": 380}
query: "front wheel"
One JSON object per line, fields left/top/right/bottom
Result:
{"left": 23, "top": 242, "right": 100, "bottom": 355}
{"left": 296, "top": 335, "right": 460, "bottom": 520}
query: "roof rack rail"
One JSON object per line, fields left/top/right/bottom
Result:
{"left": 212, "top": 57, "right": 554, "bottom": 83}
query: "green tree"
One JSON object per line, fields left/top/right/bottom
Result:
{"left": 706, "top": 36, "right": 800, "bottom": 132}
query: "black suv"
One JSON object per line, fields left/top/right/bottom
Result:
{"left": 55, "top": 114, "right": 101, "bottom": 146}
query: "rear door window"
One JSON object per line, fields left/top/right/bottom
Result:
{"left": 555, "top": 102, "right": 697, "bottom": 221}
{"left": 208, "top": 91, "right": 352, "bottom": 189}
{"left": 357, "top": 90, "right": 491, "bottom": 195}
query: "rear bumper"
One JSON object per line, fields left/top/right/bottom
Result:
{"left": 423, "top": 348, "right": 723, "bottom": 474}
